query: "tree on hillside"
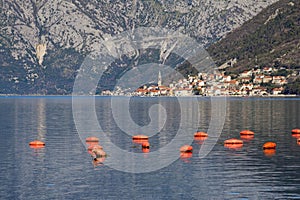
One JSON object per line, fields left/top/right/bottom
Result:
{"left": 283, "top": 78, "right": 300, "bottom": 95}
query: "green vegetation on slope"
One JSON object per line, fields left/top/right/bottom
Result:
{"left": 208, "top": 0, "right": 300, "bottom": 71}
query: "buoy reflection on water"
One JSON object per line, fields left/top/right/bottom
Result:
{"left": 240, "top": 134, "right": 254, "bottom": 141}
{"left": 264, "top": 149, "right": 276, "bottom": 157}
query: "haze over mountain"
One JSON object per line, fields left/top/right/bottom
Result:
{"left": 0, "top": 0, "right": 278, "bottom": 94}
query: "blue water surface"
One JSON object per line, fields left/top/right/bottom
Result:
{"left": 0, "top": 96, "right": 299, "bottom": 199}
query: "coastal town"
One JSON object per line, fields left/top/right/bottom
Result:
{"left": 101, "top": 65, "right": 299, "bottom": 97}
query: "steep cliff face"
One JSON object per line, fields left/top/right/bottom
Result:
{"left": 0, "top": 0, "right": 278, "bottom": 94}
{"left": 35, "top": 43, "right": 46, "bottom": 65}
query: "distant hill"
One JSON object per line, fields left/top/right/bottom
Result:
{"left": 207, "top": 0, "right": 300, "bottom": 73}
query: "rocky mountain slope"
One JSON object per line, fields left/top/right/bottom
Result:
{"left": 0, "top": 0, "right": 278, "bottom": 94}
{"left": 208, "top": 0, "right": 300, "bottom": 72}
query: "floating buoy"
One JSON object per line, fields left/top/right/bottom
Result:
{"left": 297, "top": 138, "right": 300, "bottom": 145}
{"left": 224, "top": 138, "right": 243, "bottom": 145}
{"left": 29, "top": 140, "right": 45, "bottom": 148}
{"left": 194, "top": 132, "right": 208, "bottom": 141}
{"left": 180, "top": 145, "right": 193, "bottom": 153}
{"left": 292, "top": 129, "right": 300, "bottom": 135}
{"left": 132, "top": 135, "right": 148, "bottom": 144}
{"left": 240, "top": 130, "right": 254, "bottom": 135}
{"left": 132, "top": 135, "right": 149, "bottom": 140}
{"left": 240, "top": 134, "right": 254, "bottom": 141}
{"left": 263, "top": 142, "right": 276, "bottom": 150}
{"left": 224, "top": 138, "right": 243, "bottom": 149}
{"left": 86, "top": 137, "right": 99, "bottom": 142}
{"left": 263, "top": 149, "right": 276, "bottom": 157}
{"left": 142, "top": 142, "right": 150, "bottom": 149}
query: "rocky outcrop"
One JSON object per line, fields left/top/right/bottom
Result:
{"left": 35, "top": 44, "right": 46, "bottom": 65}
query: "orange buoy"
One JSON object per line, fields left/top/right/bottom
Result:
{"left": 240, "top": 130, "right": 254, "bottom": 136}
{"left": 224, "top": 138, "right": 243, "bottom": 145}
{"left": 263, "top": 142, "right": 276, "bottom": 150}
{"left": 180, "top": 145, "right": 193, "bottom": 153}
{"left": 263, "top": 149, "right": 276, "bottom": 157}
{"left": 224, "top": 138, "right": 243, "bottom": 149}
{"left": 297, "top": 138, "right": 300, "bottom": 145}
{"left": 292, "top": 129, "right": 300, "bottom": 135}
{"left": 29, "top": 140, "right": 45, "bottom": 148}
{"left": 142, "top": 142, "right": 150, "bottom": 149}
{"left": 194, "top": 132, "right": 208, "bottom": 141}
{"left": 86, "top": 137, "right": 99, "bottom": 142}
{"left": 132, "top": 135, "right": 148, "bottom": 144}
{"left": 132, "top": 135, "right": 149, "bottom": 140}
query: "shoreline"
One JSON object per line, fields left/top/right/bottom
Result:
{"left": 0, "top": 94, "right": 298, "bottom": 98}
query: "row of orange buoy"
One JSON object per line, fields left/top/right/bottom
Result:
{"left": 86, "top": 127, "right": 299, "bottom": 164}
{"left": 180, "top": 132, "right": 209, "bottom": 159}
{"left": 132, "top": 133, "right": 207, "bottom": 156}
{"left": 178, "top": 132, "right": 208, "bottom": 160}
{"left": 30, "top": 128, "right": 299, "bottom": 163}
{"left": 223, "top": 130, "right": 278, "bottom": 156}
{"left": 223, "top": 128, "right": 300, "bottom": 156}
{"left": 85, "top": 137, "right": 106, "bottom": 166}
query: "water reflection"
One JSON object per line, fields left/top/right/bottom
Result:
{"left": 263, "top": 149, "right": 276, "bottom": 157}
{"left": 36, "top": 99, "right": 46, "bottom": 142}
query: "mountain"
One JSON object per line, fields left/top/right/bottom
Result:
{"left": 208, "top": 0, "right": 300, "bottom": 72}
{"left": 0, "top": 0, "right": 278, "bottom": 94}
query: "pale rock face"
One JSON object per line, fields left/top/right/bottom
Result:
{"left": 1, "top": 0, "right": 278, "bottom": 63}
{"left": 35, "top": 44, "right": 47, "bottom": 65}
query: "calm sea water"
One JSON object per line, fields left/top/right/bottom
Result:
{"left": 0, "top": 96, "right": 299, "bottom": 199}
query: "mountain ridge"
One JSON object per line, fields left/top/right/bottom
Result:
{"left": 0, "top": 0, "right": 279, "bottom": 94}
